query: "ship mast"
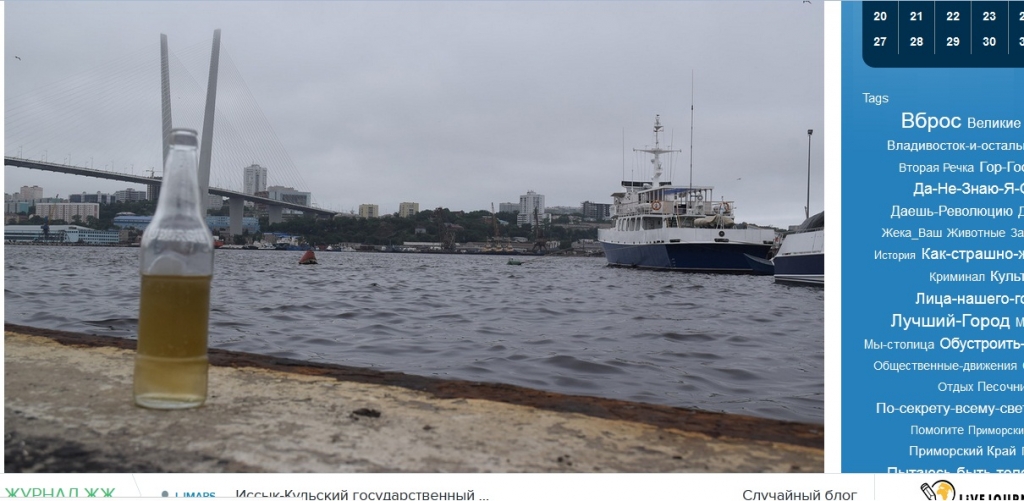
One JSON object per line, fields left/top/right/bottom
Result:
{"left": 634, "top": 115, "right": 681, "bottom": 187}
{"left": 689, "top": 72, "right": 694, "bottom": 193}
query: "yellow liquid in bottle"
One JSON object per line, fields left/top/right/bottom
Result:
{"left": 134, "top": 274, "right": 212, "bottom": 409}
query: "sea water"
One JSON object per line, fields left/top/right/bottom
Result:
{"left": 4, "top": 245, "right": 824, "bottom": 423}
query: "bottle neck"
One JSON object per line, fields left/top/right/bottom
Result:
{"left": 155, "top": 144, "right": 205, "bottom": 221}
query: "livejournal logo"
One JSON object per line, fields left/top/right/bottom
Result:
{"left": 921, "top": 481, "right": 955, "bottom": 501}
{"left": 921, "top": 480, "right": 1024, "bottom": 500}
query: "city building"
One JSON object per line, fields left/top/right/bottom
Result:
{"left": 359, "top": 204, "right": 379, "bottom": 218}
{"left": 243, "top": 164, "right": 268, "bottom": 195}
{"left": 4, "top": 201, "right": 32, "bottom": 215}
{"left": 69, "top": 192, "right": 115, "bottom": 204}
{"left": 146, "top": 182, "right": 160, "bottom": 202}
{"left": 545, "top": 206, "right": 578, "bottom": 215}
{"left": 498, "top": 202, "right": 518, "bottom": 215}
{"left": 15, "top": 186, "right": 43, "bottom": 202}
{"left": 267, "top": 185, "right": 311, "bottom": 215}
{"left": 517, "top": 190, "right": 545, "bottom": 226}
{"left": 34, "top": 203, "right": 100, "bottom": 222}
{"left": 398, "top": 202, "right": 419, "bottom": 218}
{"left": 581, "top": 201, "right": 612, "bottom": 220}
{"left": 207, "top": 194, "right": 224, "bottom": 211}
{"left": 4, "top": 225, "right": 121, "bottom": 245}
{"left": 114, "top": 188, "right": 148, "bottom": 202}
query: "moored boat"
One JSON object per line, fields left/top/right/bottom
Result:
{"left": 772, "top": 211, "right": 824, "bottom": 285}
{"left": 597, "top": 115, "right": 776, "bottom": 272}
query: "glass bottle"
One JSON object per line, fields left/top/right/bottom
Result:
{"left": 134, "top": 128, "right": 214, "bottom": 409}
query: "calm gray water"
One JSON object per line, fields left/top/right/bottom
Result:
{"left": 4, "top": 245, "right": 823, "bottom": 423}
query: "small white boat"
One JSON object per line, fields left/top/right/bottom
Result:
{"left": 772, "top": 211, "right": 824, "bottom": 285}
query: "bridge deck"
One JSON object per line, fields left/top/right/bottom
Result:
{"left": 5, "top": 156, "right": 336, "bottom": 217}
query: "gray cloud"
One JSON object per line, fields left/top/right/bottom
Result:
{"left": 6, "top": 1, "right": 824, "bottom": 227}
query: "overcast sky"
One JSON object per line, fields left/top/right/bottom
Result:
{"left": 5, "top": 1, "right": 824, "bottom": 228}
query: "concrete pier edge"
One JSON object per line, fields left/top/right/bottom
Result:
{"left": 5, "top": 323, "right": 823, "bottom": 451}
{"left": 4, "top": 321, "right": 823, "bottom": 471}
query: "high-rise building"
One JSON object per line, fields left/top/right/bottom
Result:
{"left": 267, "top": 185, "right": 310, "bottom": 206}
{"left": 243, "top": 164, "right": 268, "bottom": 195}
{"left": 398, "top": 202, "right": 419, "bottom": 218}
{"left": 35, "top": 203, "right": 100, "bottom": 222}
{"left": 70, "top": 192, "right": 115, "bottom": 204}
{"left": 498, "top": 202, "right": 518, "bottom": 215}
{"left": 359, "top": 204, "right": 379, "bottom": 218}
{"left": 267, "top": 185, "right": 311, "bottom": 215}
{"left": 147, "top": 182, "right": 160, "bottom": 202}
{"left": 517, "top": 190, "right": 545, "bottom": 226}
{"left": 17, "top": 186, "right": 43, "bottom": 201}
{"left": 581, "top": 201, "right": 612, "bottom": 220}
{"left": 114, "top": 188, "right": 148, "bottom": 202}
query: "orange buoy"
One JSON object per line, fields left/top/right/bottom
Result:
{"left": 299, "top": 250, "right": 318, "bottom": 265}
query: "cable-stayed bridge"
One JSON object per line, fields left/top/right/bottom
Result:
{"left": 2, "top": 157, "right": 332, "bottom": 216}
{"left": 5, "top": 30, "right": 337, "bottom": 233}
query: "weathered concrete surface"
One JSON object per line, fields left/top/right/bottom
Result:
{"left": 5, "top": 326, "right": 824, "bottom": 473}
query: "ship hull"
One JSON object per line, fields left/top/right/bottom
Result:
{"left": 772, "top": 229, "right": 824, "bottom": 285}
{"left": 773, "top": 253, "right": 824, "bottom": 285}
{"left": 599, "top": 241, "right": 772, "bottom": 273}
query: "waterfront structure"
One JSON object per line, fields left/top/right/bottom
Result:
{"left": 243, "top": 164, "right": 268, "bottom": 195}
{"left": 398, "top": 202, "right": 419, "bottom": 218}
{"left": 205, "top": 215, "right": 260, "bottom": 233}
{"left": 114, "top": 188, "right": 148, "bottom": 202}
{"left": 35, "top": 203, "right": 100, "bottom": 222}
{"left": 517, "top": 191, "right": 545, "bottom": 226}
{"left": 112, "top": 215, "right": 153, "bottom": 231}
{"left": 113, "top": 215, "right": 259, "bottom": 234}
{"left": 359, "top": 204, "right": 379, "bottom": 218}
{"left": 4, "top": 224, "right": 121, "bottom": 244}
{"left": 581, "top": 201, "right": 612, "bottom": 220}
{"left": 499, "top": 202, "right": 518, "bottom": 215}
{"left": 70, "top": 192, "right": 116, "bottom": 204}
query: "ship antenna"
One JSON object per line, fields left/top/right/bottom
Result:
{"left": 689, "top": 70, "right": 694, "bottom": 192}
{"left": 669, "top": 128, "right": 675, "bottom": 183}
{"left": 622, "top": 127, "right": 625, "bottom": 181}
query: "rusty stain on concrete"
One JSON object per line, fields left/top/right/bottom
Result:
{"left": 5, "top": 325, "right": 823, "bottom": 473}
